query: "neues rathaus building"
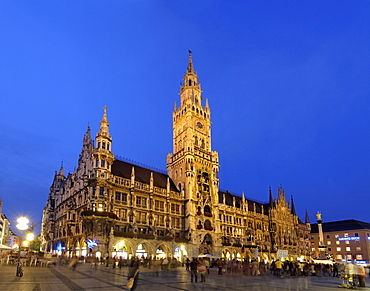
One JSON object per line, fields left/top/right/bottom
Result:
{"left": 41, "top": 53, "right": 311, "bottom": 262}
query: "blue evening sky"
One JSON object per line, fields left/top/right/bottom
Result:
{"left": 1, "top": 1, "right": 369, "bottom": 234}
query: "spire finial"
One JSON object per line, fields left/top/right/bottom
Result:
{"left": 291, "top": 195, "right": 296, "bottom": 216}
{"left": 187, "top": 50, "right": 194, "bottom": 73}
{"left": 97, "top": 106, "right": 111, "bottom": 139}
{"left": 305, "top": 210, "right": 310, "bottom": 224}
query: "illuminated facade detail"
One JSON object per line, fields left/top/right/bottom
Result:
{"left": 41, "top": 52, "right": 311, "bottom": 261}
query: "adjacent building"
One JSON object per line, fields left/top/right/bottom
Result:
{"left": 0, "top": 198, "right": 12, "bottom": 246}
{"left": 310, "top": 219, "right": 370, "bottom": 264}
{"left": 41, "top": 52, "right": 311, "bottom": 262}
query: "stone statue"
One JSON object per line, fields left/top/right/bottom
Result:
{"left": 316, "top": 212, "right": 322, "bottom": 221}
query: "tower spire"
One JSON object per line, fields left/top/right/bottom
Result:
{"left": 187, "top": 49, "right": 194, "bottom": 73}
{"left": 97, "top": 106, "right": 111, "bottom": 139}
{"left": 305, "top": 210, "right": 310, "bottom": 224}
{"left": 290, "top": 195, "right": 296, "bottom": 215}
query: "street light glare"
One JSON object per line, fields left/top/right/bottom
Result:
{"left": 26, "top": 233, "right": 35, "bottom": 241}
{"left": 16, "top": 216, "right": 29, "bottom": 225}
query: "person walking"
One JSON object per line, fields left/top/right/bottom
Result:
{"left": 217, "top": 259, "right": 225, "bottom": 275}
{"left": 198, "top": 259, "right": 207, "bottom": 282}
{"left": 190, "top": 258, "right": 198, "bottom": 283}
{"left": 275, "top": 259, "right": 283, "bottom": 278}
{"left": 127, "top": 258, "right": 140, "bottom": 291}
{"left": 185, "top": 257, "right": 190, "bottom": 271}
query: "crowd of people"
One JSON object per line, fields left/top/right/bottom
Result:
{"left": 182, "top": 257, "right": 369, "bottom": 288}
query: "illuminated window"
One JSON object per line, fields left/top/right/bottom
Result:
{"left": 356, "top": 247, "right": 361, "bottom": 251}
{"left": 312, "top": 248, "right": 315, "bottom": 251}
{"left": 337, "top": 247, "right": 341, "bottom": 251}
{"left": 335, "top": 234, "right": 339, "bottom": 238}
{"left": 346, "top": 247, "right": 351, "bottom": 251}
{"left": 336, "top": 241, "right": 340, "bottom": 245}
{"left": 345, "top": 241, "right": 350, "bottom": 245}
{"left": 347, "top": 254, "right": 352, "bottom": 260}
{"left": 337, "top": 254, "right": 342, "bottom": 260}
{"left": 356, "top": 254, "right": 363, "bottom": 260}
{"left": 327, "top": 241, "right": 331, "bottom": 245}
{"left": 136, "top": 196, "right": 147, "bottom": 208}
{"left": 344, "top": 233, "right": 348, "bottom": 237}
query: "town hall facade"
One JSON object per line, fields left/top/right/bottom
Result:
{"left": 41, "top": 52, "right": 311, "bottom": 262}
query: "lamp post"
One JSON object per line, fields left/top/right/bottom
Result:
{"left": 16, "top": 216, "right": 29, "bottom": 276}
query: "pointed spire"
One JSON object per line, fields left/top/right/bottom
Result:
{"left": 167, "top": 177, "right": 170, "bottom": 193}
{"left": 150, "top": 172, "right": 154, "bottom": 188}
{"left": 187, "top": 49, "right": 194, "bottom": 73}
{"left": 291, "top": 195, "right": 297, "bottom": 216}
{"left": 84, "top": 125, "right": 91, "bottom": 144}
{"left": 97, "top": 106, "right": 111, "bottom": 139}
{"left": 131, "top": 166, "right": 135, "bottom": 187}
{"left": 59, "top": 162, "right": 64, "bottom": 176}
{"left": 205, "top": 98, "right": 209, "bottom": 109}
{"left": 305, "top": 210, "right": 310, "bottom": 224}
{"left": 269, "top": 186, "right": 273, "bottom": 207}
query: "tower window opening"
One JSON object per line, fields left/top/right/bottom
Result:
{"left": 102, "top": 142, "right": 106, "bottom": 149}
{"left": 97, "top": 142, "right": 101, "bottom": 148}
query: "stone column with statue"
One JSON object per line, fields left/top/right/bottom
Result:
{"left": 316, "top": 211, "right": 327, "bottom": 259}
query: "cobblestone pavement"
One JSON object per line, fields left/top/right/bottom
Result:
{"left": 0, "top": 263, "right": 369, "bottom": 291}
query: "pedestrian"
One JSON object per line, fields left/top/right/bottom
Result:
{"left": 127, "top": 258, "right": 140, "bottom": 291}
{"left": 217, "top": 258, "right": 225, "bottom": 275}
{"left": 355, "top": 262, "right": 366, "bottom": 287}
{"left": 275, "top": 259, "right": 283, "bottom": 278}
{"left": 162, "top": 257, "right": 169, "bottom": 270}
{"left": 204, "top": 258, "right": 210, "bottom": 274}
{"left": 190, "top": 258, "right": 198, "bottom": 283}
{"left": 251, "top": 260, "right": 259, "bottom": 276}
{"left": 185, "top": 257, "right": 190, "bottom": 271}
{"left": 153, "top": 258, "right": 161, "bottom": 276}
{"left": 69, "top": 256, "right": 78, "bottom": 271}
{"left": 198, "top": 259, "right": 207, "bottom": 282}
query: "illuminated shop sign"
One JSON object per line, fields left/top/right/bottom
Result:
{"left": 86, "top": 239, "right": 98, "bottom": 248}
{"left": 56, "top": 242, "right": 65, "bottom": 251}
{"left": 338, "top": 237, "right": 360, "bottom": 241}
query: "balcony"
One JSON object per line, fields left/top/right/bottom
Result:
{"left": 81, "top": 210, "right": 118, "bottom": 220}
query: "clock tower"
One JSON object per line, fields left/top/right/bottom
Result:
{"left": 167, "top": 51, "right": 220, "bottom": 254}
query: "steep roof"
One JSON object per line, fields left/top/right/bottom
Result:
{"left": 311, "top": 219, "right": 370, "bottom": 233}
{"left": 111, "top": 159, "right": 178, "bottom": 192}
{"left": 218, "top": 190, "right": 269, "bottom": 215}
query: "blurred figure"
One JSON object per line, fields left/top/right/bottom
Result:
{"left": 127, "top": 257, "right": 140, "bottom": 291}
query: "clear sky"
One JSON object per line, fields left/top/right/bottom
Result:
{"left": 1, "top": 1, "right": 369, "bottom": 235}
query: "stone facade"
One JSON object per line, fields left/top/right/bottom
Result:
{"left": 41, "top": 52, "right": 310, "bottom": 262}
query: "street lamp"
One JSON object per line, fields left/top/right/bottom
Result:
{"left": 16, "top": 216, "right": 29, "bottom": 277}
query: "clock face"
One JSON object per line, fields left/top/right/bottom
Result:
{"left": 196, "top": 122, "right": 203, "bottom": 129}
